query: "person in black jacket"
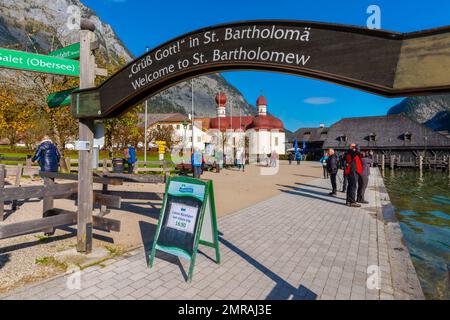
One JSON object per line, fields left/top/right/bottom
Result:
{"left": 32, "top": 137, "right": 61, "bottom": 172}
{"left": 326, "top": 149, "right": 338, "bottom": 196}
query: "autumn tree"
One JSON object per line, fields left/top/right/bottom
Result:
{"left": 0, "top": 85, "right": 36, "bottom": 148}
{"left": 148, "top": 125, "right": 182, "bottom": 151}
{"left": 99, "top": 56, "right": 146, "bottom": 155}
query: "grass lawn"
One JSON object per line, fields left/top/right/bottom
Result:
{"left": 0, "top": 148, "right": 174, "bottom": 168}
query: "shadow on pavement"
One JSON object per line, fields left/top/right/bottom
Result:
{"left": 138, "top": 221, "right": 189, "bottom": 281}
{"left": 0, "top": 233, "right": 74, "bottom": 254}
{"left": 219, "top": 237, "right": 317, "bottom": 300}
{"left": 0, "top": 253, "right": 10, "bottom": 271}
{"left": 278, "top": 185, "right": 346, "bottom": 206}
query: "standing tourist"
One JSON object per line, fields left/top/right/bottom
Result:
{"left": 344, "top": 143, "right": 363, "bottom": 207}
{"left": 295, "top": 151, "right": 302, "bottom": 165}
{"left": 326, "top": 149, "right": 338, "bottom": 196}
{"left": 126, "top": 144, "right": 137, "bottom": 174}
{"left": 32, "top": 136, "right": 61, "bottom": 173}
{"left": 271, "top": 150, "right": 278, "bottom": 168}
{"left": 339, "top": 153, "right": 348, "bottom": 193}
{"left": 240, "top": 150, "right": 246, "bottom": 172}
{"left": 192, "top": 148, "right": 203, "bottom": 178}
{"left": 320, "top": 152, "right": 329, "bottom": 179}
{"left": 357, "top": 151, "right": 374, "bottom": 204}
{"left": 288, "top": 152, "right": 293, "bottom": 165}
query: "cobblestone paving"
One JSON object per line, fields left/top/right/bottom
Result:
{"left": 1, "top": 168, "right": 423, "bottom": 300}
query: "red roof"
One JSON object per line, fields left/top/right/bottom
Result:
{"left": 256, "top": 95, "right": 268, "bottom": 106}
{"left": 209, "top": 115, "right": 284, "bottom": 132}
{"left": 215, "top": 93, "right": 227, "bottom": 106}
{"left": 210, "top": 116, "right": 254, "bottom": 131}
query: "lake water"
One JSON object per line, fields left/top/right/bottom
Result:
{"left": 383, "top": 169, "right": 450, "bottom": 300}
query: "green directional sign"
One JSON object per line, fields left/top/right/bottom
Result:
{"left": 0, "top": 47, "right": 79, "bottom": 77}
{"left": 49, "top": 43, "right": 80, "bottom": 60}
{"left": 47, "top": 87, "right": 78, "bottom": 108}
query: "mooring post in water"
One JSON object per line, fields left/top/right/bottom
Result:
{"left": 381, "top": 154, "right": 385, "bottom": 174}
{"left": 390, "top": 155, "right": 395, "bottom": 170}
{"left": 447, "top": 264, "right": 450, "bottom": 296}
{"left": 419, "top": 155, "right": 424, "bottom": 176}
{"left": 448, "top": 156, "right": 450, "bottom": 178}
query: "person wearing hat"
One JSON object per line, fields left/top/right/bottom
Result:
{"left": 32, "top": 136, "right": 61, "bottom": 173}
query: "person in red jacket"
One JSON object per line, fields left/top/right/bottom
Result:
{"left": 344, "top": 143, "right": 363, "bottom": 207}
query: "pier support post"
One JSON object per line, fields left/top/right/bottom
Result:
{"left": 419, "top": 155, "right": 423, "bottom": 176}
{"left": 381, "top": 154, "right": 385, "bottom": 175}
{"left": 390, "top": 155, "right": 395, "bottom": 170}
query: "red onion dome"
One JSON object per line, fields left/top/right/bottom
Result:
{"left": 256, "top": 95, "right": 268, "bottom": 106}
{"left": 251, "top": 115, "right": 284, "bottom": 131}
{"left": 215, "top": 92, "right": 227, "bottom": 107}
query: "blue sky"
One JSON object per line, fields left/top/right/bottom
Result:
{"left": 83, "top": 0, "right": 450, "bottom": 131}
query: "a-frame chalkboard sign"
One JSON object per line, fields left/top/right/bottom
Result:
{"left": 149, "top": 176, "right": 220, "bottom": 282}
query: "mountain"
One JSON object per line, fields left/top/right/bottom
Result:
{"left": 388, "top": 95, "right": 450, "bottom": 132}
{"left": 0, "top": 0, "right": 255, "bottom": 117}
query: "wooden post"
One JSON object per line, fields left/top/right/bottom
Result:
{"left": 0, "top": 165, "right": 5, "bottom": 222}
{"left": 102, "top": 158, "right": 108, "bottom": 174}
{"left": 65, "top": 157, "right": 72, "bottom": 173}
{"left": 26, "top": 157, "right": 32, "bottom": 169}
{"left": 42, "top": 177, "right": 55, "bottom": 235}
{"left": 381, "top": 154, "right": 385, "bottom": 173}
{"left": 77, "top": 26, "right": 97, "bottom": 253}
{"left": 390, "top": 155, "right": 395, "bottom": 170}
{"left": 419, "top": 155, "right": 424, "bottom": 175}
{"left": 11, "top": 164, "right": 23, "bottom": 210}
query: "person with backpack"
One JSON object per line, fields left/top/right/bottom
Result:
{"left": 126, "top": 144, "right": 137, "bottom": 174}
{"left": 320, "top": 152, "right": 329, "bottom": 179}
{"left": 295, "top": 151, "right": 302, "bottom": 165}
{"left": 357, "top": 151, "right": 374, "bottom": 204}
{"left": 192, "top": 148, "right": 203, "bottom": 178}
{"left": 32, "top": 136, "right": 61, "bottom": 173}
{"left": 344, "top": 144, "right": 363, "bottom": 207}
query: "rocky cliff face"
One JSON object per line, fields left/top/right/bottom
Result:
{"left": 0, "top": 0, "right": 132, "bottom": 62}
{"left": 0, "top": 0, "right": 255, "bottom": 117}
{"left": 388, "top": 95, "right": 450, "bottom": 132}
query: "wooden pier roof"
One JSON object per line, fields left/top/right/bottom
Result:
{"left": 323, "top": 115, "right": 450, "bottom": 150}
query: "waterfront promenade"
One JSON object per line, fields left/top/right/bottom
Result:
{"left": 1, "top": 168, "right": 423, "bottom": 300}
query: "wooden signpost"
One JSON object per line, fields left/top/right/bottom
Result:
{"left": 149, "top": 176, "right": 220, "bottom": 282}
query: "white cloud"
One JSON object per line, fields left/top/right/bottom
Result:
{"left": 303, "top": 97, "right": 336, "bottom": 105}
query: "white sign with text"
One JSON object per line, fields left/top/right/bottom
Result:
{"left": 166, "top": 202, "right": 198, "bottom": 234}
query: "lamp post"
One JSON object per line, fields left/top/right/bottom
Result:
{"left": 191, "top": 79, "right": 195, "bottom": 153}
{"left": 182, "top": 120, "right": 188, "bottom": 156}
{"left": 144, "top": 46, "right": 149, "bottom": 164}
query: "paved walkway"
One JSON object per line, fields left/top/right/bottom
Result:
{"left": 1, "top": 168, "right": 423, "bottom": 300}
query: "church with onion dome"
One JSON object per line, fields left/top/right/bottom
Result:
{"left": 198, "top": 92, "right": 286, "bottom": 164}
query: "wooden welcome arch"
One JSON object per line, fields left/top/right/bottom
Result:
{"left": 72, "top": 20, "right": 450, "bottom": 119}
{"left": 72, "top": 20, "right": 450, "bottom": 253}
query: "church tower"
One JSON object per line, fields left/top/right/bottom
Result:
{"left": 215, "top": 92, "right": 227, "bottom": 118}
{"left": 256, "top": 95, "right": 268, "bottom": 116}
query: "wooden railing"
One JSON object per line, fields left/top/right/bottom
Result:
{"left": 0, "top": 167, "right": 122, "bottom": 239}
